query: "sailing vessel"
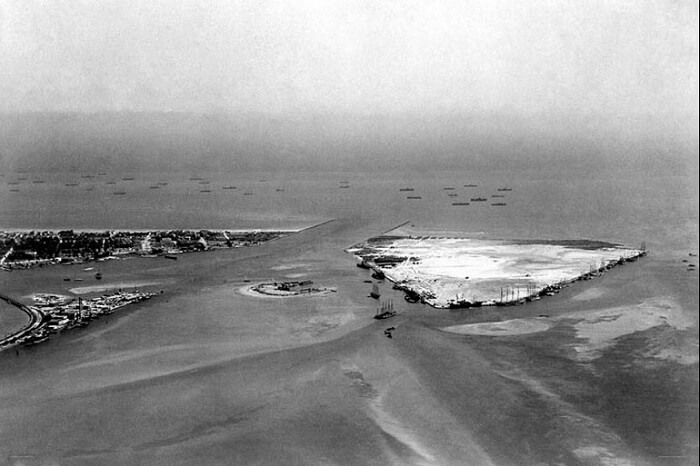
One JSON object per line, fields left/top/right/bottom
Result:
{"left": 374, "top": 300, "right": 396, "bottom": 320}
{"left": 370, "top": 282, "right": 380, "bottom": 299}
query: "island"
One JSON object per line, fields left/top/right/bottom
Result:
{"left": 245, "top": 280, "right": 336, "bottom": 298}
{"left": 347, "top": 230, "right": 646, "bottom": 308}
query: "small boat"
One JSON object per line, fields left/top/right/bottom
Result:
{"left": 338, "top": 185, "right": 350, "bottom": 188}
{"left": 491, "top": 194, "right": 505, "bottom": 198}
{"left": 463, "top": 184, "right": 478, "bottom": 188}
{"left": 198, "top": 181, "right": 210, "bottom": 184}
{"left": 122, "top": 177, "right": 135, "bottom": 181}
{"left": 243, "top": 191, "right": 254, "bottom": 195}
{"left": 452, "top": 202, "right": 470, "bottom": 206}
{"left": 275, "top": 188, "right": 285, "bottom": 192}
{"left": 491, "top": 202, "right": 507, "bottom": 206}
{"left": 149, "top": 186, "right": 160, "bottom": 189}
{"left": 471, "top": 197, "right": 487, "bottom": 202}
{"left": 200, "top": 189, "right": 212, "bottom": 193}
{"left": 497, "top": 187, "right": 512, "bottom": 191}
{"left": 81, "top": 175, "right": 94, "bottom": 179}
{"left": 113, "top": 191, "right": 127, "bottom": 195}
{"left": 374, "top": 300, "right": 396, "bottom": 320}
{"left": 65, "top": 183, "right": 79, "bottom": 187}
{"left": 189, "top": 177, "right": 203, "bottom": 181}
{"left": 9, "top": 189, "right": 19, "bottom": 192}
{"left": 222, "top": 186, "right": 237, "bottom": 190}
{"left": 32, "top": 180, "right": 45, "bottom": 184}
{"left": 399, "top": 188, "right": 414, "bottom": 192}
{"left": 447, "top": 193, "right": 458, "bottom": 197}
{"left": 164, "top": 255, "right": 178, "bottom": 260}
{"left": 406, "top": 196, "right": 422, "bottom": 199}
{"left": 7, "top": 181, "right": 20, "bottom": 185}
{"left": 370, "top": 283, "right": 380, "bottom": 299}
{"left": 443, "top": 187, "right": 455, "bottom": 191}
{"left": 106, "top": 181, "right": 117, "bottom": 185}
{"left": 157, "top": 182, "right": 169, "bottom": 186}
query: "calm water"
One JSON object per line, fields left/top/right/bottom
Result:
{"left": 0, "top": 162, "right": 698, "bottom": 465}
{"left": 1, "top": 166, "right": 697, "bottom": 253}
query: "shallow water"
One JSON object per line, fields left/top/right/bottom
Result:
{"left": 0, "top": 164, "right": 697, "bottom": 465}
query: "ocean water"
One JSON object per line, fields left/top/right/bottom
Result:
{"left": 2, "top": 165, "right": 697, "bottom": 253}
{"left": 0, "top": 161, "right": 698, "bottom": 465}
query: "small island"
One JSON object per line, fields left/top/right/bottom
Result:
{"left": 246, "top": 280, "right": 336, "bottom": 298}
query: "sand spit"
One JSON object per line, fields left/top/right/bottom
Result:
{"left": 348, "top": 235, "right": 644, "bottom": 308}
{"left": 443, "top": 318, "right": 552, "bottom": 336}
{"left": 69, "top": 281, "right": 166, "bottom": 295}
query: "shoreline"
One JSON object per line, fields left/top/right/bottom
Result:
{"left": 349, "top": 235, "right": 647, "bottom": 309}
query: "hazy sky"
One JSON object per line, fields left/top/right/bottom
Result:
{"left": 1, "top": 0, "right": 698, "bottom": 140}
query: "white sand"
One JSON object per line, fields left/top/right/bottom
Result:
{"left": 349, "top": 237, "right": 641, "bottom": 308}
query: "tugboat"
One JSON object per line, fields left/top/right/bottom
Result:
{"left": 369, "top": 282, "right": 381, "bottom": 299}
{"left": 374, "top": 300, "right": 396, "bottom": 320}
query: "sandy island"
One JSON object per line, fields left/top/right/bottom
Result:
{"left": 348, "top": 231, "right": 645, "bottom": 308}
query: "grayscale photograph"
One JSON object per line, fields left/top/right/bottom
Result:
{"left": 0, "top": 1, "right": 698, "bottom": 465}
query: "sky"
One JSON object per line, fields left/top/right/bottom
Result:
{"left": 0, "top": 0, "right": 698, "bottom": 166}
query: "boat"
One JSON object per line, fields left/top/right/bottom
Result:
{"left": 65, "top": 183, "right": 79, "bottom": 187}
{"left": 374, "top": 300, "right": 396, "bottom": 320}
{"left": 243, "top": 191, "right": 254, "bottom": 195}
{"left": 149, "top": 186, "right": 160, "bottom": 189}
{"left": 113, "top": 191, "right": 127, "bottom": 195}
{"left": 399, "top": 188, "right": 414, "bottom": 192}
{"left": 7, "top": 181, "right": 20, "bottom": 185}
{"left": 106, "top": 181, "right": 116, "bottom": 184}
{"left": 122, "top": 177, "right": 135, "bottom": 181}
{"left": 406, "top": 196, "right": 422, "bottom": 199}
{"left": 157, "top": 182, "right": 169, "bottom": 186}
{"left": 443, "top": 187, "right": 455, "bottom": 191}
{"left": 32, "top": 180, "right": 45, "bottom": 184}
{"left": 9, "top": 189, "right": 19, "bottom": 192}
{"left": 338, "top": 185, "right": 350, "bottom": 188}
{"left": 198, "top": 181, "right": 210, "bottom": 184}
{"left": 497, "top": 187, "right": 512, "bottom": 191}
{"left": 491, "top": 202, "right": 507, "bottom": 206}
{"left": 463, "top": 184, "right": 478, "bottom": 187}
{"left": 370, "top": 283, "right": 380, "bottom": 299}
{"left": 471, "top": 197, "right": 487, "bottom": 202}
{"left": 491, "top": 194, "right": 505, "bottom": 198}
{"left": 81, "top": 175, "right": 94, "bottom": 179}
{"left": 452, "top": 202, "right": 470, "bottom": 206}
{"left": 200, "top": 189, "right": 212, "bottom": 193}
{"left": 164, "top": 255, "right": 178, "bottom": 260}
{"left": 189, "top": 177, "right": 203, "bottom": 181}
{"left": 447, "top": 193, "right": 458, "bottom": 197}
{"left": 222, "top": 186, "right": 237, "bottom": 190}
{"left": 275, "top": 188, "right": 285, "bottom": 192}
